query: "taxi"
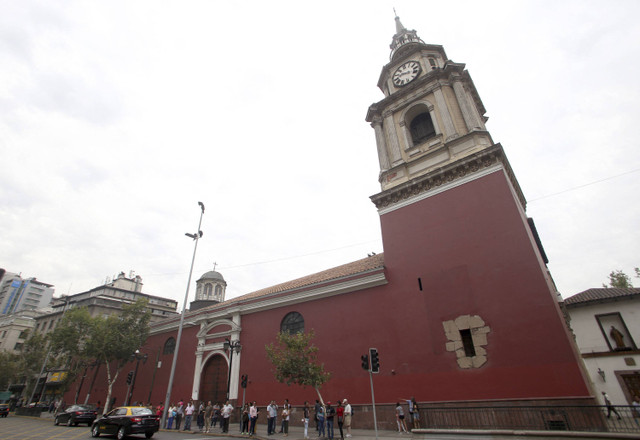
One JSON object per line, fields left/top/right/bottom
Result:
{"left": 90, "top": 406, "right": 159, "bottom": 439}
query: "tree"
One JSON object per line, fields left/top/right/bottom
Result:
{"left": 603, "top": 270, "right": 634, "bottom": 288}
{"left": 49, "top": 307, "right": 96, "bottom": 402}
{"left": 265, "top": 330, "right": 331, "bottom": 405}
{"left": 0, "top": 350, "right": 20, "bottom": 390}
{"left": 88, "top": 299, "right": 151, "bottom": 414}
{"left": 15, "top": 331, "right": 49, "bottom": 402}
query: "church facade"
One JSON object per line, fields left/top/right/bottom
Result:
{"left": 62, "top": 16, "right": 595, "bottom": 428}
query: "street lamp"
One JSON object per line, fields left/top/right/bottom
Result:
{"left": 224, "top": 338, "right": 242, "bottom": 400}
{"left": 161, "top": 202, "right": 205, "bottom": 429}
{"left": 125, "top": 350, "right": 148, "bottom": 406}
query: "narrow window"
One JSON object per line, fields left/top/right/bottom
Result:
{"left": 460, "top": 329, "right": 476, "bottom": 357}
{"left": 418, "top": 278, "right": 423, "bottom": 291}
{"left": 163, "top": 337, "right": 176, "bottom": 355}
{"left": 428, "top": 58, "right": 437, "bottom": 70}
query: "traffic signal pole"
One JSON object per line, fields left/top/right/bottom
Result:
{"left": 368, "top": 370, "right": 379, "bottom": 440}
{"left": 361, "top": 349, "right": 379, "bottom": 440}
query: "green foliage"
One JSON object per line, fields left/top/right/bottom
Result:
{"left": 265, "top": 330, "right": 331, "bottom": 391}
{"left": 49, "top": 307, "right": 95, "bottom": 395}
{"left": 604, "top": 270, "right": 634, "bottom": 288}
{"left": 16, "top": 330, "right": 49, "bottom": 399}
{"left": 0, "top": 350, "right": 20, "bottom": 390}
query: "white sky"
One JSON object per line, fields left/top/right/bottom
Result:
{"left": 1, "top": 0, "right": 639, "bottom": 308}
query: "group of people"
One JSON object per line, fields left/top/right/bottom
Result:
{"left": 156, "top": 397, "right": 353, "bottom": 438}
{"left": 395, "top": 398, "right": 420, "bottom": 433}
{"left": 162, "top": 400, "right": 234, "bottom": 433}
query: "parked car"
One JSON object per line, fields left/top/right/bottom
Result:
{"left": 0, "top": 403, "right": 9, "bottom": 417}
{"left": 54, "top": 404, "right": 97, "bottom": 426}
{"left": 91, "top": 406, "right": 159, "bottom": 439}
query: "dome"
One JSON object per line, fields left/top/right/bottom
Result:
{"left": 197, "top": 270, "right": 225, "bottom": 282}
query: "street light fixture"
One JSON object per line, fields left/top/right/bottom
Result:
{"left": 125, "top": 349, "right": 148, "bottom": 406}
{"left": 224, "top": 338, "right": 242, "bottom": 400}
{"left": 161, "top": 201, "right": 205, "bottom": 429}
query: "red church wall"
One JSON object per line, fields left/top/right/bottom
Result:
{"left": 63, "top": 169, "right": 591, "bottom": 414}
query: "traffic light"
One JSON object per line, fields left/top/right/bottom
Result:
{"left": 361, "top": 354, "right": 369, "bottom": 371}
{"left": 126, "top": 371, "right": 134, "bottom": 385}
{"left": 241, "top": 374, "right": 248, "bottom": 388}
{"left": 369, "top": 348, "right": 380, "bottom": 373}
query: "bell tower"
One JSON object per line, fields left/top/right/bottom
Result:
{"left": 365, "top": 16, "right": 594, "bottom": 405}
{"left": 367, "top": 15, "right": 504, "bottom": 198}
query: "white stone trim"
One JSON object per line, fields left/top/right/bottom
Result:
{"left": 377, "top": 162, "right": 504, "bottom": 216}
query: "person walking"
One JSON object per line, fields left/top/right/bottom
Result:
{"left": 241, "top": 404, "right": 250, "bottom": 434}
{"left": 317, "top": 403, "right": 325, "bottom": 438}
{"left": 204, "top": 401, "right": 213, "bottom": 433}
{"left": 196, "top": 401, "right": 205, "bottom": 432}
{"left": 213, "top": 402, "right": 221, "bottom": 428}
{"left": 602, "top": 392, "right": 622, "bottom": 420}
{"left": 280, "top": 399, "right": 289, "bottom": 433}
{"left": 167, "top": 403, "right": 176, "bottom": 429}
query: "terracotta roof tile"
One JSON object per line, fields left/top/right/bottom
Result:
{"left": 564, "top": 287, "right": 640, "bottom": 306}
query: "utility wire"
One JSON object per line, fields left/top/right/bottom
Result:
{"left": 528, "top": 168, "right": 640, "bottom": 202}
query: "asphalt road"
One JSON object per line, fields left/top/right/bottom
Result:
{"left": 0, "top": 414, "right": 208, "bottom": 440}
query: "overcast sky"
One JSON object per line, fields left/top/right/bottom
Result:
{"left": 1, "top": 0, "right": 639, "bottom": 308}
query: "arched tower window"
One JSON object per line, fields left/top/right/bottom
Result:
{"left": 204, "top": 284, "right": 213, "bottom": 297}
{"left": 163, "top": 337, "right": 176, "bottom": 355}
{"left": 215, "top": 285, "right": 222, "bottom": 299}
{"left": 410, "top": 112, "right": 436, "bottom": 145}
{"left": 280, "top": 312, "right": 305, "bottom": 334}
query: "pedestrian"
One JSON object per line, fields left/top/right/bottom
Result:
{"left": 411, "top": 398, "right": 420, "bottom": 429}
{"left": 267, "top": 400, "right": 278, "bottom": 435}
{"left": 249, "top": 401, "right": 259, "bottom": 435}
{"left": 326, "top": 401, "right": 335, "bottom": 440}
{"left": 342, "top": 399, "right": 352, "bottom": 438}
{"left": 222, "top": 400, "right": 233, "bottom": 433}
{"left": 314, "top": 400, "right": 321, "bottom": 431}
{"left": 184, "top": 400, "right": 195, "bottom": 431}
{"left": 336, "top": 400, "right": 344, "bottom": 439}
{"left": 602, "top": 392, "right": 621, "bottom": 420}
{"left": 280, "top": 399, "right": 289, "bottom": 433}
{"left": 282, "top": 403, "right": 290, "bottom": 437}
{"left": 197, "top": 401, "right": 205, "bottom": 431}
{"left": 241, "top": 404, "right": 250, "bottom": 434}
{"left": 303, "top": 401, "right": 311, "bottom": 439}
{"left": 395, "top": 402, "right": 408, "bottom": 433}
{"left": 175, "top": 400, "right": 184, "bottom": 430}
{"left": 204, "top": 401, "right": 213, "bottom": 433}
{"left": 318, "top": 402, "right": 325, "bottom": 438}
{"left": 156, "top": 402, "right": 164, "bottom": 418}
{"left": 167, "top": 403, "right": 176, "bottom": 429}
{"left": 632, "top": 396, "right": 640, "bottom": 426}
{"left": 213, "top": 402, "right": 221, "bottom": 427}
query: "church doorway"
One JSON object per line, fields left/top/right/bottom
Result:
{"left": 199, "top": 354, "right": 228, "bottom": 404}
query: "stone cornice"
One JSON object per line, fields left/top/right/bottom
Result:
{"left": 371, "top": 144, "right": 526, "bottom": 213}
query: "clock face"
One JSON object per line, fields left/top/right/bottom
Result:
{"left": 392, "top": 61, "right": 422, "bottom": 87}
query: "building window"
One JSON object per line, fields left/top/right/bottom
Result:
{"left": 215, "top": 285, "right": 222, "bottom": 297}
{"left": 163, "top": 337, "right": 176, "bottom": 355}
{"left": 280, "top": 312, "right": 305, "bottom": 334}
{"left": 443, "top": 315, "right": 490, "bottom": 369}
{"left": 14, "top": 342, "right": 23, "bottom": 351}
{"left": 428, "top": 57, "right": 437, "bottom": 70}
{"left": 410, "top": 113, "right": 436, "bottom": 145}
{"left": 204, "top": 284, "right": 212, "bottom": 297}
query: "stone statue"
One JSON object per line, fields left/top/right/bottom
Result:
{"left": 610, "top": 326, "right": 626, "bottom": 349}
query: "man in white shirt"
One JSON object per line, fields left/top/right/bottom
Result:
{"left": 342, "top": 399, "right": 352, "bottom": 438}
{"left": 222, "top": 400, "right": 233, "bottom": 433}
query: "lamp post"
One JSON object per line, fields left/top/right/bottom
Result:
{"left": 125, "top": 350, "right": 148, "bottom": 406}
{"left": 161, "top": 201, "right": 205, "bottom": 429}
{"left": 223, "top": 338, "right": 241, "bottom": 400}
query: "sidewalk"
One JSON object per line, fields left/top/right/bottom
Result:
{"left": 161, "top": 423, "right": 409, "bottom": 440}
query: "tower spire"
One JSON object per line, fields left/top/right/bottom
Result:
{"left": 389, "top": 14, "right": 425, "bottom": 61}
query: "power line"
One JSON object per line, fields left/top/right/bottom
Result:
{"left": 528, "top": 168, "right": 640, "bottom": 202}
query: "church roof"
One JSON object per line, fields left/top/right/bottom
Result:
{"left": 564, "top": 287, "right": 640, "bottom": 307}
{"left": 197, "top": 270, "right": 225, "bottom": 282}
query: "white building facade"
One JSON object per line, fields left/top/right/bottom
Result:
{"left": 564, "top": 288, "right": 640, "bottom": 406}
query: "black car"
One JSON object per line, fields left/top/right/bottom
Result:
{"left": 54, "top": 404, "right": 97, "bottom": 426}
{"left": 0, "top": 403, "right": 9, "bottom": 417}
{"left": 91, "top": 406, "right": 159, "bottom": 439}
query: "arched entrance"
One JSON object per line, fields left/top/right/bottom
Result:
{"left": 199, "top": 354, "right": 228, "bottom": 404}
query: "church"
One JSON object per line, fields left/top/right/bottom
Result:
{"left": 62, "top": 15, "right": 595, "bottom": 429}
